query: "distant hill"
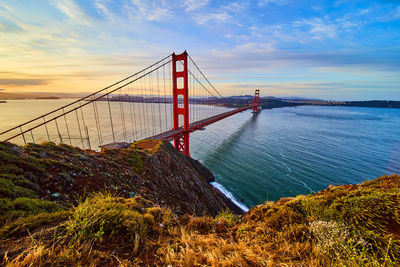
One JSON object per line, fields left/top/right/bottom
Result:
{"left": 286, "top": 99, "right": 400, "bottom": 109}
{"left": 219, "top": 96, "right": 400, "bottom": 110}
{"left": 278, "top": 96, "right": 323, "bottom": 101}
{"left": 0, "top": 92, "right": 60, "bottom": 100}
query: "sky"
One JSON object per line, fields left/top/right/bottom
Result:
{"left": 0, "top": 0, "right": 399, "bottom": 100}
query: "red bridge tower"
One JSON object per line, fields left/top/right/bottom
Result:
{"left": 252, "top": 89, "right": 261, "bottom": 113}
{"left": 172, "top": 51, "right": 190, "bottom": 157}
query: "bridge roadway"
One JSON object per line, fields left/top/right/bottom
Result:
{"left": 150, "top": 104, "right": 256, "bottom": 141}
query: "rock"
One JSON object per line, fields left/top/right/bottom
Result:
{"left": 100, "top": 142, "right": 130, "bottom": 151}
{"left": 0, "top": 140, "right": 243, "bottom": 217}
{"left": 79, "top": 155, "right": 89, "bottom": 161}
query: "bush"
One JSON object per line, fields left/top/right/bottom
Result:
{"left": 62, "top": 193, "right": 158, "bottom": 253}
{"left": 215, "top": 209, "right": 239, "bottom": 226}
{"left": 12, "top": 198, "right": 61, "bottom": 214}
{"left": 0, "top": 178, "right": 15, "bottom": 197}
{"left": 0, "top": 210, "right": 72, "bottom": 238}
{"left": 302, "top": 180, "right": 400, "bottom": 258}
{"left": 129, "top": 150, "right": 144, "bottom": 173}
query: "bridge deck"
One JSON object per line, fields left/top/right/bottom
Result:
{"left": 150, "top": 105, "right": 255, "bottom": 141}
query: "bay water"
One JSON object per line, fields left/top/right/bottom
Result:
{"left": 1, "top": 100, "right": 400, "bottom": 210}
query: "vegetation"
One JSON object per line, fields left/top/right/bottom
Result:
{"left": 130, "top": 139, "right": 161, "bottom": 155}
{"left": 129, "top": 150, "right": 144, "bottom": 173}
{"left": 0, "top": 140, "right": 399, "bottom": 265}
{"left": 1, "top": 174, "right": 398, "bottom": 266}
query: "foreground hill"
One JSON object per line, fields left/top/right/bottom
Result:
{"left": 0, "top": 141, "right": 399, "bottom": 266}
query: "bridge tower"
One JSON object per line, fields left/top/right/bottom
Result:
{"left": 252, "top": 89, "right": 261, "bottom": 113}
{"left": 172, "top": 51, "right": 190, "bottom": 157}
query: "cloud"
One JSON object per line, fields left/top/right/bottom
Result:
{"left": 125, "top": 0, "right": 173, "bottom": 22}
{"left": 258, "top": 0, "right": 289, "bottom": 6}
{"left": 95, "top": 0, "right": 114, "bottom": 20}
{"left": 53, "top": 0, "right": 92, "bottom": 25}
{"left": 197, "top": 43, "right": 400, "bottom": 76}
{"left": 222, "top": 1, "right": 247, "bottom": 12}
{"left": 1, "top": 0, "right": 399, "bottom": 99}
{"left": 379, "top": 5, "right": 400, "bottom": 21}
{"left": 224, "top": 81, "right": 400, "bottom": 97}
{"left": 0, "top": 78, "right": 49, "bottom": 86}
{"left": 0, "top": 3, "right": 15, "bottom": 13}
{"left": 294, "top": 18, "right": 338, "bottom": 39}
{"left": 0, "top": 19, "right": 24, "bottom": 33}
{"left": 194, "top": 12, "right": 233, "bottom": 25}
{"left": 182, "top": 0, "right": 209, "bottom": 11}
{"left": 0, "top": 88, "right": 5, "bottom": 91}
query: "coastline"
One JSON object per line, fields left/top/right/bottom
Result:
{"left": 211, "top": 181, "right": 249, "bottom": 212}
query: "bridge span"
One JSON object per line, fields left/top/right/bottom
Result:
{"left": 0, "top": 51, "right": 261, "bottom": 157}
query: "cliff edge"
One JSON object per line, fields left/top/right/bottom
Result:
{"left": 0, "top": 140, "right": 242, "bottom": 219}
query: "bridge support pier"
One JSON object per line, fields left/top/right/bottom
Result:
{"left": 172, "top": 51, "right": 190, "bottom": 157}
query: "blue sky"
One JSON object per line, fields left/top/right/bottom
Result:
{"left": 0, "top": 0, "right": 399, "bottom": 100}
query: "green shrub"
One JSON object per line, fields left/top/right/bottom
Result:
{"left": 0, "top": 177, "right": 38, "bottom": 199}
{"left": 13, "top": 186, "right": 38, "bottom": 198}
{"left": 216, "top": 209, "right": 239, "bottom": 226}
{"left": 0, "top": 178, "right": 15, "bottom": 197}
{"left": 300, "top": 176, "right": 400, "bottom": 260}
{"left": 63, "top": 193, "right": 156, "bottom": 253}
{"left": 0, "top": 198, "right": 14, "bottom": 214}
{"left": 0, "top": 210, "right": 72, "bottom": 238}
{"left": 11, "top": 197, "right": 62, "bottom": 215}
{"left": 0, "top": 173, "right": 39, "bottom": 192}
{"left": 129, "top": 150, "right": 144, "bottom": 173}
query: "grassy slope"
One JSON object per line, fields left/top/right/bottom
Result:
{"left": 1, "top": 177, "right": 398, "bottom": 266}
{"left": 0, "top": 141, "right": 399, "bottom": 266}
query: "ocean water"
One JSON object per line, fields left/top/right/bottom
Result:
{"left": 1, "top": 100, "right": 400, "bottom": 209}
{"left": 189, "top": 105, "right": 400, "bottom": 209}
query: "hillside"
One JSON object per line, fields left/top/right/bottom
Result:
{"left": 0, "top": 141, "right": 399, "bottom": 266}
{"left": 216, "top": 97, "right": 400, "bottom": 110}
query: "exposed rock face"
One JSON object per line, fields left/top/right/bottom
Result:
{"left": 139, "top": 141, "right": 241, "bottom": 215}
{"left": 0, "top": 140, "right": 242, "bottom": 217}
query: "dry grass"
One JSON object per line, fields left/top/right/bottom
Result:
{"left": 2, "top": 175, "right": 400, "bottom": 266}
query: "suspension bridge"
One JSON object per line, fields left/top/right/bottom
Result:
{"left": 0, "top": 51, "right": 261, "bottom": 157}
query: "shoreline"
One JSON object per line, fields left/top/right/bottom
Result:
{"left": 211, "top": 181, "right": 249, "bottom": 212}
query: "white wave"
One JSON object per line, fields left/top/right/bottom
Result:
{"left": 211, "top": 182, "right": 249, "bottom": 212}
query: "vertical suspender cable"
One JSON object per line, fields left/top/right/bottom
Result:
{"left": 157, "top": 66, "right": 162, "bottom": 133}
{"left": 162, "top": 59, "right": 168, "bottom": 132}
{"left": 107, "top": 94, "right": 116, "bottom": 143}
{"left": 75, "top": 109, "right": 84, "bottom": 148}
{"left": 128, "top": 83, "right": 136, "bottom": 142}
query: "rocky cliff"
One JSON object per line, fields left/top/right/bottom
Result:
{"left": 0, "top": 140, "right": 242, "bottom": 221}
